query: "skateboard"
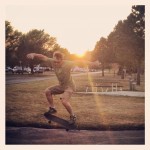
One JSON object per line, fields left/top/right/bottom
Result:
{"left": 44, "top": 112, "right": 79, "bottom": 131}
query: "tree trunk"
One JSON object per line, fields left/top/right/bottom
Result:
{"left": 29, "top": 60, "right": 34, "bottom": 74}
{"left": 31, "top": 65, "right": 34, "bottom": 74}
{"left": 121, "top": 70, "right": 125, "bottom": 79}
{"left": 136, "top": 61, "right": 141, "bottom": 85}
{"left": 102, "top": 63, "right": 104, "bottom": 77}
{"left": 21, "top": 64, "right": 24, "bottom": 75}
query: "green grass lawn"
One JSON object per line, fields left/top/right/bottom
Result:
{"left": 6, "top": 72, "right": 145, "bottom": 130}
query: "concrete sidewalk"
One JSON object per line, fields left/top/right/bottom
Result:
{"left": 6, "top": 127, "right": 144, "bottom": 144}
{"left": 76, "top": 91, "right": 145, "bottom": 97}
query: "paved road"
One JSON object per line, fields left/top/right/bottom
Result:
{"left": 6, "top": 76, "right": 51, "bottom": 84}
{"left": 6, "top": 72, "right": 98, "bottom": 85}
{"left": 6, "top": 127, "right": 144, "bottom": 144}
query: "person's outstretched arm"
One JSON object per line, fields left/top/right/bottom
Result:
{"left": 26, "top": 53, "right": 49, "bottom": 61}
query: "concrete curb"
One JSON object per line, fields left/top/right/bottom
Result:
{"left": 6, "top": 127, "right": 145, "bottom": 144}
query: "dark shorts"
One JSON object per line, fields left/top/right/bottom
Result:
{"left": 48, "top": 85, "right": 65, "bottom": 95}
{"left": 46, "top": 85, "right": 74, "bottom": 100}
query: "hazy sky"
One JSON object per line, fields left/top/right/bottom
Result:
{"left": 6, "top": 4, "right": 132, "bottom": 55}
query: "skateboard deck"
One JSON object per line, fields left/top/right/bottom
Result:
{"left": 44, "top": 112, "right": 79, "bottom": 131}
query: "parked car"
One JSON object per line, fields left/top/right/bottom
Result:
{"left": 12, "top": 66, "right": 22, "bottom": 74}
{"left": 44, "top": 67, "right": 51, "bottom": 71}
{"left": 6, "top": 67, "right": 13, "bottom": 73}
{"left": 33, "top": 67, "right": 44, "bottom": 73}
{"left": 24, "top": 67, "right": 31, "bottom": 74}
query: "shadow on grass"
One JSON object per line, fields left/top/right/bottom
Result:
{"left": 6, "top": 121, "right": 144, "bottom": 131}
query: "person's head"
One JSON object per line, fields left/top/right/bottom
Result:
{"left": 53, "top": 51, "right": 64, "bottom": 67}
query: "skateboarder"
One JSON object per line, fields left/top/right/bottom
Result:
{"left": 27, "top": 51, "right": 100, "bottom": 124}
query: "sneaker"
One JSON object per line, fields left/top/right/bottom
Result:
{"left": 68, "top": 114, "right": 77, "bottom": 125}
{"left": 45, "top": 107, "right": 57, "bottom": 115}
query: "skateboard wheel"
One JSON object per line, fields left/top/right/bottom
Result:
{"left": 48, "top": 120, "right": 51, "bottom": 124}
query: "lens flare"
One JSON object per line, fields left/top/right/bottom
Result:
{"left": 86, "top": 71, "right": 115, "bottom": 143}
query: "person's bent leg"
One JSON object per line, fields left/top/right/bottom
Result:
{"left": 60, "top": 97, "right": 76, "bottom": 124}
{"left": 44, "top": 85, "right": 64, "bottom": 114}
{"left": 60, "top": 97, "right": 74, "bottom": 116}
{"left": 60, "top": 87, "right": 76, "bottom": 124}
{"left": 45, "top": 88, "right": 57, "bottom": 114}
{"left": 45, "top": 87, "right": 55, "bottom": 108}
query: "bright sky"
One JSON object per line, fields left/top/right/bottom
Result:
{"left": 6, "top": 4, "right": 132, "bottom": 55}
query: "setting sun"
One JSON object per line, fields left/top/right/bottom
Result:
{"left": 76, "top": 52, "right": 85, "bottom": 58}
{"left": 76, "top": 54, "right": 85, "bottom": 58}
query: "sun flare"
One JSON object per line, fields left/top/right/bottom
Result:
{"left": 76, "top": 53, "right": 85, "bottom": 58}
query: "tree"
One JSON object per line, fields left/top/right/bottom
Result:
{"left": 5, "top": 21, "right": 22, "bottom": 67}
{"left": 130, "top": 5, "right": 145, "bottom": 85}
{"left": 51, "top": 44, "right": 70, "bottom": 59}
{"left": 107, "top": 5, "right": 145, "bottom": 83}
{"left": 107, "top": 20, "right": 137, "bottom": 79}
{"left": 17, "top": 29, "right": 57, "bottom": 73}
{"left": 93, "top": 37, "right": 109, "bottom": 76}
{"left": 6, "top": 21, "right": 71, "bottom": 73}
